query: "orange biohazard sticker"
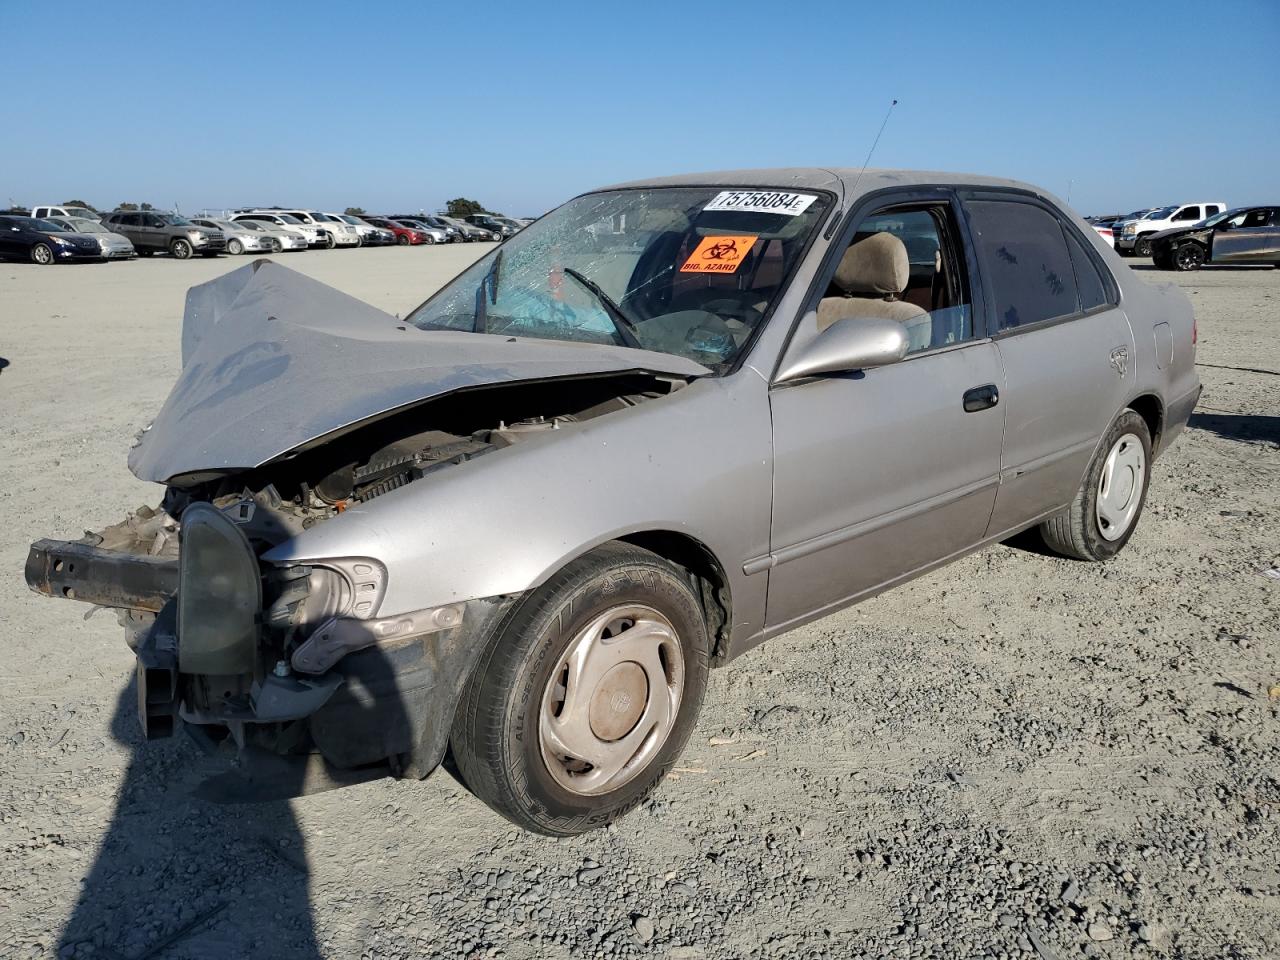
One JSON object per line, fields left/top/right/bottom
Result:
{"left": 680, "top": 235, "right": 758, "bottom": 274}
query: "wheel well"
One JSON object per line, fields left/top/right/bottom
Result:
{"left": 617, "top": 531, "right": 732, "bottom": 663}
{"left": 1128, "top": 394, "right": 1164, "bottom": 451}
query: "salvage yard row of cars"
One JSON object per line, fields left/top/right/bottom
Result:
{"left": 1086, "top": 202, "right": 1280, "bottom": 270}
{"left": 28, "top": 167, "right": 1207, "bottom": 836}
{"left": 2, "top": 205, "right": 531, "bottom": 263}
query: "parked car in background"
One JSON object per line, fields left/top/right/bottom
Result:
{"left": 45, "top": 216, "right": 136, "bottom": 259}
{"left": 363, "top": 216, "right": 431, "bottom": 245}
{"left": 1115, "top": 202, "right": 1226, "bottom": 257}
{"left": 31, "top": 204, "right": 101, "bottom": 222}
{"left": 390, "top": 217, "right": 447, "bottom": 244}
{"left": 1090, "top": 223, "right": 1115, "bottom": 248}
{"left": 231, "top": 212, "right": 328, "bottom": 248}
{"left": 308, "top": 212, "right": 361, "bottom": 247}
{"left": 330, "top": 214, "right": 394, "bottom": 246}
{"left": 101, "top": 211, "right": 226, "bottom": 259}
{"left": 25, "top": 168, "right": 1200, "bottom": 837}
{"left": 190, "top": 218, "right": 276, "bottom": 256}
{"left": 229, "top": 216, "right": 310, "bottom": 252}
{"left": 1150, "top": 206, "right": 1280, "bottom": 271}
{"left": 437, "top": 215, "right": 497, "bottom": 241}
{"left": 418, "top": 215, "right": 463, "bottom": 242}
{"left": 464, "top": 213, "right": 519, "bottom": 238}
{"left": 0, "top": 215, "right": 104, "bottom": 263}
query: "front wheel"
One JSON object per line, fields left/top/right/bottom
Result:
{"left": 1040, "top": 409, "right": 1152, "bottom": 561}
{"left": 323, "top": 234, "right": 336, "bottom": 249}
{"left": 270, "top": 239, "right": 283, "bottom": 253}
{"left": 450, "top": 543, "right": 710, "bottom": 836}
{"left": 1134, "top": 235, "right": 1154, "bottom": 258}
{"left": 227, "top": 238, "right": 244, "bottom": 255}
{"left": 31, "top": 243, "right": 54, "bottom": 265}
{"left": 170, "top": 238, "right": 192, "bottom": 260}
{"left": 397, "top": 234, "right": 410, "bottom": 246}
{"left": 1174, "top": 242, "right": 1205, "bottom": 271}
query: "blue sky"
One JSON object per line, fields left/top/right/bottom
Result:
{"left": 2, "top": 1, "right": 1276, "bottom": 218}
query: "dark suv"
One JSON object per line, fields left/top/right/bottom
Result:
{"left": 101, "top": 211, "right": 226, "bottom": 259}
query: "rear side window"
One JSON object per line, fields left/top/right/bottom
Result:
{"left": 1064, "top": 229, "right": 1111, "bottom": 311}
{"left": 1205, "top": 205, "right": 1221, "bottom": 216}
{"left": 966, "top": 200, "right": 1078, "bottom": 330}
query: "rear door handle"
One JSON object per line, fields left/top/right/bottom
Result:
{"left": 963, "top": 384, "right": 999, "bottom": 413}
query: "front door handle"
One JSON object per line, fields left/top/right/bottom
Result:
{"left": 963, "top": 384, "right": 999, "bottom": 413}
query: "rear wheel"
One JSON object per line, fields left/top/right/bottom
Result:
{"left": 450, "top": 543, "right": 710, "bottom": 836}
{"left": 31, "top": 243, "right": 53, "bottom": 265}
{"left": 1040, "top": 409, "right": 1151, "bottom": 561}
{"left": 170, "top": 238, "right": 192, "bottom": 260}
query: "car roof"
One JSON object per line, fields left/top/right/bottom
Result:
{"left": 597, "top": 167, "right": 1051, "bottom": 204}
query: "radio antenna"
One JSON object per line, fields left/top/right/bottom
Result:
{"left": 848, "top": 99, "right": 898, "bottom": 199}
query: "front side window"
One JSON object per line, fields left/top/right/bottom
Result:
{"left": 1173, "top": 206, "right": 1201, "bottom": 222}
{"left": 818, "top": 203, "right": 973, "bottom": 354}
{"left": 966, "top": 200, "right": 1079, "bottom": 331}
{"left": 408, "top": 186, "right": 831, "bottom": 369}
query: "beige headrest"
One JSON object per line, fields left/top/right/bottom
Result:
{"left": 834, "top": 232, "right": 910, "bottom": 296}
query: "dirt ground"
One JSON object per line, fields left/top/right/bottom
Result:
{"left": 0, "top": 248, "right": 1276, "bottom": 960}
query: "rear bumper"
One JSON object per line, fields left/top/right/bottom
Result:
{"left": 1159, "top": 382, "right": 1201, "bottom": 455}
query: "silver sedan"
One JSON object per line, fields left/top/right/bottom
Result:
{"left": 27, "top": 168, "right": 1200, "bottom": 836}
{"left": 46, "top": 216, "right": 135, "bottom": 259}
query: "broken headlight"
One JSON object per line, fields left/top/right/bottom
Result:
{"left": 177, "top": 503, "right": 261, "bottom": 675}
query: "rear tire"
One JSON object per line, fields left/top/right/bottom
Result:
{"left": 1039, "top": 410, "right": 1152, "bottom": 561}
{"left": 450, "top": 543, "right": 710, "bottom": 836}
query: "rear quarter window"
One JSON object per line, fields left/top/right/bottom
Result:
{"left": 965, "top": 200, "right": 1080, "bottom": 330}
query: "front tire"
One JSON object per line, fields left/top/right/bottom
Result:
{"left": 323, "top": 233, "right": 336, "bottom": 249}
{"left": 31, "top": 243, "right": 54, "bottom": 265}
{"left": 227, "top": 238, "right": 244, "bottom": 255}
{"left": 1174, "top": 242, "right": 1205, "bottom": 271}
{"left": 1040, "top": 409, "right": 1152, "bottom": 561}
{"left": 450, "top": 543, "right": 710, "bottom": 836}
{"left": 1134, "top": 235, "right": 1154, "bottom": 258}
{"left": 170, "top": 238, "right": 192, "bottom": 260}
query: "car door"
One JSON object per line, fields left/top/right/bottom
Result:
{"left": 961, "top": 193, "right": 1136, "bottom": 534}
{"left": 1212, "top": 208, "right": 1280, "bottom": 263}
{"left": 764, "top": 193, "right": 1006, "bottom": 630}
{"left": 0, "top": 217, "right": 23, "bottom": 257}
{"left": 113, "top": 213, "right": 143, "bottom": 246}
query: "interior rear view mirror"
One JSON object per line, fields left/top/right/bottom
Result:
{"left": 774, "top": 314, "right": 909, "bottom": 384}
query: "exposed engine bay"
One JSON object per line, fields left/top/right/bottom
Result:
{"left": 166, "top": 372, "right": 681, "bottom": 533}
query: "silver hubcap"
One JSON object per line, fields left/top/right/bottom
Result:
{"left": 1096, "top": 432, "right": 1145, "bottom": 541}
{"left": 34, "top": 245, "right": 51, "bottom": 263}
{"left": 538, "top": 604, "right": 683, "bottom": 797}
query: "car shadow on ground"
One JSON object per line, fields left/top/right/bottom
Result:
{"left": 1128, "top": 263, "right": 1277, "bottom": 272}
{"left": 1188, "top": 412, "right": 1280, "bottom": 446}
{"left": 58, "top": 637, "right": 418, "bottom": 959}
{"left": 56, "top": 676, "right": 323, "bottom": 960}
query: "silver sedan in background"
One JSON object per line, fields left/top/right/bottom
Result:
{"left": 27, "top": 168, "right": 1200, "bottom": 838}
{"left": 190, "top": 218, "right": 277, "bottom": 256}
{"left": 46, "top": 216, "right": 136, "bottom": 259}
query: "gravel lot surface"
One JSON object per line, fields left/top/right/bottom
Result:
{"left": 1, "top": 249, "right": 1276, "bottom": 960}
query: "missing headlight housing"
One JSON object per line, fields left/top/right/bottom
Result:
{"left": 177, "top": 503, "right": 261, "bottom": 675}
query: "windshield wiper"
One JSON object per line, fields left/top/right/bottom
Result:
{"left": 474, "top": 248, "right": 503, "bottom": 333}
{"left": 561, "top": 267, "right": 643, "bottom": 350}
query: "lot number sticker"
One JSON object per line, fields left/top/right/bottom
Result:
{"left": 703, "top": 191, "right": 818, "bottom": 217}
{"left": 680, "top": 235, "right": 759, "bottom": 273}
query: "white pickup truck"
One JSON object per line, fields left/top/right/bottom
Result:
{"left": 31, "top": 204, "right": 100, "bottom": 222}
{"left": 1115, "top": 202, "right": 1226, "bottom": 257}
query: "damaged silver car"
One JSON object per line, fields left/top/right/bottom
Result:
{"left": 26, "top": 169, "right": 1201, "bottom": 835}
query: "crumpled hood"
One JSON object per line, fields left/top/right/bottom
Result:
{"left": 129, "top": 259, "right": 709, "bottom": 483}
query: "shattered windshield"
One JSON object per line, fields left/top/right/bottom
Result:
{"left": 407, "top": 186, "right": 830, "bottom": 369}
